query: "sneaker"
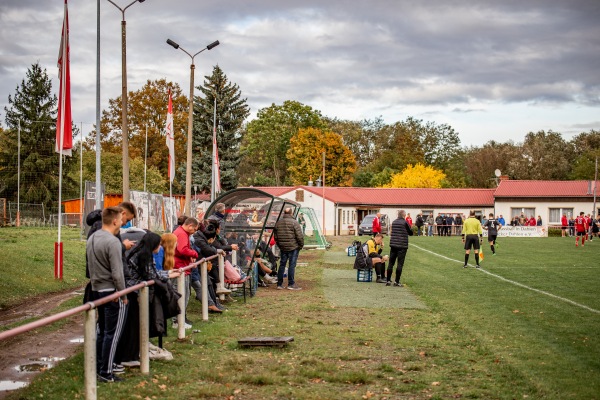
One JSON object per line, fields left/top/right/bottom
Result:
{"left": 492, "top": 253, "right": 496, "bottom": 256}
{"left": 386, "top": 281, "right": 391, "bottom": 286}
{"left": 287, "top": 284, "right": 302, "bottom": 290}
{"left": 149, "top": 347, "right": 173, "bottom": 361}
{"left": 576, "top": 243, "right": 579, "bottom": 247}
{"left": 475, "top": 265, "right": 481, "bottom": 269}
{"left": 185, "top": 318, "right": 193, "bottom": 325}
{"left": 393, "top": 282, "right": 403, "bottom": 287}
{"left": 98, "top": 373, "right": 123, "bottom": 383}
{"left": 121, "top": 360, "right": 140, "bottom": 368}
{"left": 376, "top": 278, "right": 386, "bottom": 283}
{"left": 276, "top": 286, "right": 285, "bottom": 290}
{"left": 112, "top": 364, "right": 124, "bottom": 374}
{"left": 172, "top": 322, "right": 192, "bottom": 330}
{"left": 463, "top": 264, "right": 468, "bottom": 268}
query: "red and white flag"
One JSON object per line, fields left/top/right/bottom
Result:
{"left": 165, "top": 90, "right": 175, "bottom": 183}
{"left": 56, "top": 0, "right": 72, "bottom": 156}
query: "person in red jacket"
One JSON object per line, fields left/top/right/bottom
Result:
{"left": 561, "top": 213, "right": 568, "bottom": 237}
{"left": 173, "top": 217, "right": 199, "bottom": 329}
{"left": 406, "top": 213, "right": 413, "bottom": 227}
{"left": 575, "top": 212, "right": 588, "bottom": 247}
{"left": 372, "top": 213, "right": 382, "bottom": 236}
{"left": 527, "top": 216, "right": 536, "bottom": 226}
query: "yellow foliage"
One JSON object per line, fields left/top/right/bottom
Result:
{"left": 383, "top": 163, "right": 446, "bottom": 188}
{"left": 287, "top": 127, "right": 356, "bottom": 186}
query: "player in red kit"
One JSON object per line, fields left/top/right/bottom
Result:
{"left": 575, "top": 212, "right": 588, "bottom": 247}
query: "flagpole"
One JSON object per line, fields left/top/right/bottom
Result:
{"left": 55, "top": 0, "right": 68, "bottom": 280}
{"left": 211, "top": 96, "right": 217, "bottom": 202}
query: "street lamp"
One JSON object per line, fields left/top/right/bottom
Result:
{"left": 107, "top": 0, "right": 146, "bottom": 202}
{"left": 166, "top": 38, "right": 220, "bottom": 215}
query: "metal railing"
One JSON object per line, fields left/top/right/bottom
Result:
{"left": 0, "top": 252, "right": 227, "bottom": 400}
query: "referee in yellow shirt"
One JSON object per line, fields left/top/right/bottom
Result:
{"left": 462, "top": 210, "right": 483, "bottom": 268}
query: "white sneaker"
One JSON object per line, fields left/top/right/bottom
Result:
{"left": 121, "top": 360, "right": 140, "bottom": 367}
{"left": 148, "top": 347, "right": 173, "bottom": 361}
{"left": 172, "top": 322, "right": 192, "bottom": 330}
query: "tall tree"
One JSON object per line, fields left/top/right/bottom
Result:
{"left": 384, "top": 163, "right": 446, "bottom": 188}
{"left": 326, "top": 117, "right": 385, "bottom": 167}
{"left": 287, "top": 127, "right": 356, "bottom": 186}
{"left": 569, "top": 130, "right": 600, "bottom": 179}
{"left": 0, "top": 62, "right": 77, "bottom": 208}
{"left": 191, "top": 66, "right": 249, "bottom": 192}
{"left": 88, "top": 79, "right": 188, "bottom": 193}
{"left": 241, "top": 100, "right": 326, "bottom": 186}
{"left": 463, "top": 140, "right": 519, "bottom": 187}
{"left": 508, "top": 130, "right": 573, "bottom": 180}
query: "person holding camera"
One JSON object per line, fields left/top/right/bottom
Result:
{"left": 461, "top": 210, "right": 483, "bottom": 268}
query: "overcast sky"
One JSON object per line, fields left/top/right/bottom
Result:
{"left": 1, "top": 0, "right": 599, "bottom": 146}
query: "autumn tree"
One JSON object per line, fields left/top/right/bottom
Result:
{"left": 508, "top": 130, "right": 573, "bottom": 180}
{"left": 463, "top": 140, "right": 519, "bottom": 187}
{"left": 190, "top": 66, "right": 249, "bottom": 193}
{"left": 325, "top": 117, "right": 385, "bottom": 167}
{"left": 287, "top": 127, "right": 356, "bottom": 186}
{"left": 569, "top": 130, "right": 600, "bottom": 179}
{"left": 88, "top": 79, "right": 188, "bottom": 193}
{"left": 74, "top": 151, "right": 166, "bottom": 194}
{"left": 0, "top": 62, "right": 78, "bottom": 207}
{"left": 384, "top": 163, "right": 446, "bottom": 188}
{"left": 241, "top": 100, "right": 326, "bottom": 186}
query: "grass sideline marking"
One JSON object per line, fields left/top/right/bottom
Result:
{"left": 411, "top": 243, "right": 600, "bottom": 315}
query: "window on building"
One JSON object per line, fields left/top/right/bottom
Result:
{"left": 343, "top": 210, "right": 346, "bottom": 224}
{"left": 549, "top": 208, "right": 574, "bottom": 224}
{"left": 295, "top": 190, "right": 304, "bottom": 202}
{"left": 511, "top": 207, "right": 535, "bottom": 224}
{"left": 422, "top": 209, "right": 433, "bottom": 218}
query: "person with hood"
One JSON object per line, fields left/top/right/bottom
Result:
{"left": 191, "top": 223, "right": 226, "bottom": 312}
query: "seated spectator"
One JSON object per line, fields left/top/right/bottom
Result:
{"left": 191, "top": 223, "right": 226, "bottom": 313}
{"left": 254, "top": 249, "right": 278, "bottom": 285}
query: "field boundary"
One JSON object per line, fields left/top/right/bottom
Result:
{"left": 411, "top": 243, "right": 600, "bottom": 315}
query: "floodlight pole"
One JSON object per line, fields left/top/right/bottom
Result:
{"left": 166, "top": 38, "right": 220, "bottom": 215}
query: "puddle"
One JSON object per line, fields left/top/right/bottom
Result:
{"left": 0, "top": 380, "right": 28, "bottom": 391}
{"left": 32, "top": 357, "right": 65, "bottom": 363}
{"left": 15, "top": 362, "right": 50, "bottom": 372}
{"left": 69, "top": 337, "right": 84, "bottom": 343}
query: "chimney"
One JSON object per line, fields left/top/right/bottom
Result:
{"left": 499, "top": 175, "right": 509, "bottom": 181}
{"left": 308, "top": 176, "right": 313, "bottom": 186}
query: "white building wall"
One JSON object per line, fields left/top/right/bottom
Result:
{"left": 494, "top": 200, "right": 596, "bottom": 226}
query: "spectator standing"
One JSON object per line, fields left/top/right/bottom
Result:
{"left": 445, "top": 214, "right": 454, "bottom": 236}
{"left": 406, "top": 213, "right": 413, "bottom": 227}
{"left": 372, "top": 212, "right": 382, "bottom": 236}
{"left": 274, "top": 207, "right": 304, "bottom": 290}
{"left": 536, "top": 215, "right": 543, "bottom": 226}
{"left": 482, "top": 213, "right": 501, "bottom": 255}
{"left": 462, "top": 210, "right": 483, "bottom": 268}
{"left": 497, "top": 215, "right": 506, "bottom": 226}
{"left": 435, "top": 213, "right": 444, "bottom": 237}
{"left": 426, "top": 214, "right": 434, "bottom": 237}
{"left": 386, "top": 210, "right": 413, "bottom": 287}
{"left": 415, "top": 213, "right": 424, "bottom": 236}
{"left": 172, "top": 218, "right": 199, "bottom": 329}
{"left": 87, "top": 207, "right": 129, "bottom": 383}
{"left": 528, "top": 216, "right": 536, "bottom": 226}
{"left": 454, "top": 213, "right": 463, "bottom": 235}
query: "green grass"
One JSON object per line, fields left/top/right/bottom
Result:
{"left": 0, "top": 227, "right": 86, "bottom": 310}
{"left": 3, "top": 232, "right": 600, "bottom": 399}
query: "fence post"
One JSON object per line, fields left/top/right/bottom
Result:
{"left": 217, "top": 254, "right": 225, "bottom": 301}
{"left": 177, "top": 272, "right": 186, "bottom": 339}
{"left": 232, "top": 250, "right": 237, "bottom": 266}
{"left": 139, "top": 285, "right": 150, "bottom": 375}
{"left": 84, "top": 306, "right": 97, "bottom": 400}
{"left": 201, "top": 261, "right": 209, "bottom": 321}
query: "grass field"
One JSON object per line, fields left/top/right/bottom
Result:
{"left": 2, "top": 230, "right": 600, "bottom": 399}
{"left": 0, "top": 227, "right": 86, "bottom": 310}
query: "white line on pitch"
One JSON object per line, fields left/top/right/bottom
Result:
{"left": 411, "top": 244, "right": 600, "bottom": 315}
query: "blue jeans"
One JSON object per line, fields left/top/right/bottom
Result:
{"left": 427, "top": 225, "right": 433, "bottom": 236}
{"left": 277, "top": 249, "right": 299, "bottom": 287}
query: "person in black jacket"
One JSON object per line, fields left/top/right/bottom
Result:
{"left": 386, "top": 210, "right": 413, "bottom": 287}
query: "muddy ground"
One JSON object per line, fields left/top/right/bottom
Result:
{"left": 0, "top": 289, "right": 84, "bottom": 399}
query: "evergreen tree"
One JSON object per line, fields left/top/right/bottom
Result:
{"left": 0, "top": 62, "right": 76, "bottom": 208}
{"left": 189, "top": 66, "right": 249, "bottom": 193}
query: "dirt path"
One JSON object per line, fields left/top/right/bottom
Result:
{"left": 0, "top": 288, "right": 84, "bottom": 399}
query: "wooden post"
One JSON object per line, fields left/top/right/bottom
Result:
{"left": 217, "top": 254, "right": 225, "bottom": 301}
{"left": 84, "top": 307, "right": 97, "bottom": 400}
{"left": 201, "top": 261, "right": 209, "bottom": 321}
{"left": 177, "top": 272, "right": 186, "bottom": 339}
{"left": 139, "top": 286, "right": 150, "bottom": 374}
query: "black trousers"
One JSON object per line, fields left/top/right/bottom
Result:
{"left": 387, "top": 246, "right": 408, "bottom": 283}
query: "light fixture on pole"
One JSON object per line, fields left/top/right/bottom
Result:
{"left": 166, "top": 38, "right": 220, "bottom": 215}
{"left": 107, "top": 0, "right": 146, "bottom": 202}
